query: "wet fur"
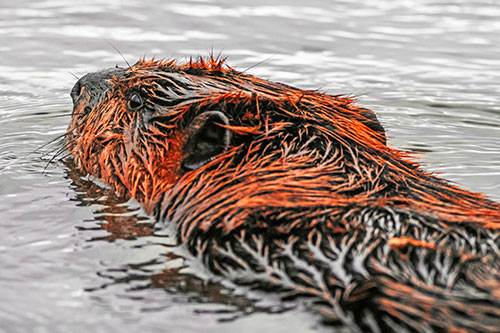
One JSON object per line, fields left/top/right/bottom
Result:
{"left": 68, "top": 57, "right": 500, "bottom": 332}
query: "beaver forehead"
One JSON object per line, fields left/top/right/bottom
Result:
{"left": 123, "top": 59, "right": 287, "bottom": 98}
{"left": 81, "top": 67, "right": 127, "bottom": 91}
{"left": 123, "top": 69, "right": 207, "bottom": 92}
{"left": 123, "top": 68, "right": 230, "bottom": 92}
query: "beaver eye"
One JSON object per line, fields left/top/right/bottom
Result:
{"left": 128, "top": 93, "right": 143, "bottom": 110}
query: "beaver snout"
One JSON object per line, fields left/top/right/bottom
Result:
{"left": 70, "top": 80, "right": 83, "bottom": 104}
{"left": 70, "top": 67, "right": 126, "bottom": 108}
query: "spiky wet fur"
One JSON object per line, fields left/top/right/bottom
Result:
{"left": 68, "top": 57, "right": 500, "bottom": 332}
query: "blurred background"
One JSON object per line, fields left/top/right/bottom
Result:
{"left": 1, "top": 0, "right": 499, "bottom": 332}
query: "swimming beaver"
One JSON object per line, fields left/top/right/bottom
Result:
{"left": 68, "top": 57, "right": 500, "bottom": 332}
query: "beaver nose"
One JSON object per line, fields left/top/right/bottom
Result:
{"left": 70, "top": 67, "right": 126, "bottom": 105}
{"left": 70, "top": 80, "right": 83, "bottom": 104}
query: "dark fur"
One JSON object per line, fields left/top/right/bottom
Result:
{"left": 68, "top": 57, "right": 500, "bottom": 332}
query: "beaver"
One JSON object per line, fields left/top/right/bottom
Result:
{"left": 67, "top": 56, "right": 500, "bottom": 332}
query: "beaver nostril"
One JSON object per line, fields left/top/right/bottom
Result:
{"left": 70, "top": 81, "right": 83, "bottom": 104}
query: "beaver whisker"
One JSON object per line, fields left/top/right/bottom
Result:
{"left": 46, "top": 113, "right": 73, "bottom": 118}
{"left": 31, "top": 132, "right": 69, "bottom": 156}
{"left": 105, "top": 40, "right": 131, "bottom": 69}
{"left": 42, "top": 139, "right": 73, "bottom": 172}
{"left": 240, "top": 54, "right": 276, "bottom": 74}
{"left": 40, "top": 143, "right": 67, "bottom": 159}
{"left": 68, "top": 71, "right": 80, "bottom": 80}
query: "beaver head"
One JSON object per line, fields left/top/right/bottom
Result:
{"left": 68, "top": 57, "right": 500, "bottom": 331}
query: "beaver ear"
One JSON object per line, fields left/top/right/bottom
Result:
{"left": 182, "top": 111, "right": 231, "bottom": 171}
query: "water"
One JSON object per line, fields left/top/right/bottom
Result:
{"left": 1, "top": 0, "right": 499, "bottom": 332}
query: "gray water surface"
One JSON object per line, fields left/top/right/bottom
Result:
{"left": 1, "top": 1, "right": 499, "bottom": 332}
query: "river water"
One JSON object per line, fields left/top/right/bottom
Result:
{"left": 1, "top": 0, "right": 499, "bottom": 332}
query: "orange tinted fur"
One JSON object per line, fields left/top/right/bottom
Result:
{"left": 67, "top": 57, "right": 500, "bottom": 332}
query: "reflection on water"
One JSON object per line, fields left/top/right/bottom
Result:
{"left": 0, "top": 0, "right": 499, "bottom": 332}
{"left": 64, "top": 159, "right": 304, "bottom": 329}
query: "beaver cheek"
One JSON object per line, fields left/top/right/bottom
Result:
{"left": 140, "top": 110, "right": 154, "bottom": 129}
